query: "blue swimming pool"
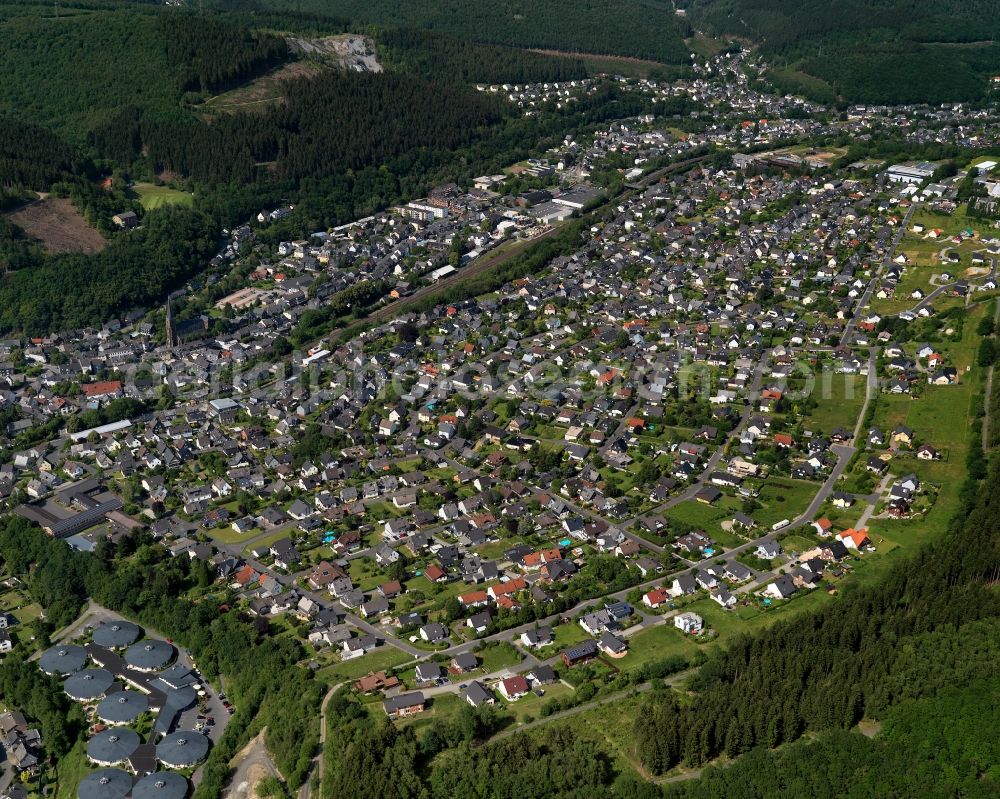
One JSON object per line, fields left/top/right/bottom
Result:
{"left": 559, "top": 538, "right": 572, "bottom": 547}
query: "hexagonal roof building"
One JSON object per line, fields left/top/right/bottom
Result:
{"left": 87, "top": 728, "right": 141, "bottom": 767}
{"left": 131, "top": 772, "right": 188, "bottom": 799}
{"left": 40, "top": 644, "right": 88, "bottom": 676}
{"left": 92, "top": 621, "right": 142, "bottom": 650}
{"left": 77, "top": 768, "right": 132, "bottom": 799}
{"left": 124, "top": 640, "right": 175, "bottom": 673}
{"left": 96, "top": 690, "right": 149, "bottom": 724}
{"left": 156, "top": 731, "right": 209, "bottom": 769}
{"left": 65, "top": 668, "right": 115, "bottom": 701}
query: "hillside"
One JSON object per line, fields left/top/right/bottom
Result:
{"left": 0, "top": 5, "right": 288, "bottom": 141}
{"left": 687, "top": 0, "right": 1000, "bottom": 104}
{"left": 213, "top": 0, "right": 693, "bottom": 64}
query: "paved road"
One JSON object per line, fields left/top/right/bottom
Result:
{"left": 297, "top": 681, "right": 345, "bottom": 799}
{"left": 841, "top": 202, "right": 919, "bottom": 345}
{"left": 329, "top": 153, "right": 710, "bottom": 344}
{"left": 983, "top": 295, "right": 1000, "bottom": 449}
{"left": 852, "top": 349, "right": 878, "bottom": 441}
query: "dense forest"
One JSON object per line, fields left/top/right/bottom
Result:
{"left": 99, "top": 79, "right": 659, "bottom": 232}
{"left": 161, "top": 14, "right": 288, "bottom": 94}
{"left": 690, "top": 0, "right": 1000, "bottom": 103}
{"left": 377, "top": 28, "right": 591, "bottom": 85}
{"left": 0, "top": 5, "right": 294, "bottom": 139}
{"left": 214, "top": 0, "right": 693, "bottom": 64}
{"left": 661, "top": 677, "right": 1000, "bottom": 798}
{"left": 0, "top": 206, "right": 217, "bottom": 334}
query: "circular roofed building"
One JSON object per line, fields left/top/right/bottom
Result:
{"left": 132, "top": 772, "right": 188, "bottom": 799}
{"left": 40, "top": 644, "right": 88, "bottom": 676}
{"left": 65, "top": 668, "right": 115, "bottom": 702}
{"left": 87, "top": 728, "right": 141, "bottom": 767}
{"left": 156, "top": 732, "right": 209, "bottom": 769}
{"left": 77, "top": 768, "right": 132, "bottom": 799}
{"left": 125, "top": 640, "right": 175, "bottom": 673}
{"left": 96, "top": 690, "right": 149, "bottom": 725}
{"left": 93, "top": 621, "right": 142, "bottom": 650}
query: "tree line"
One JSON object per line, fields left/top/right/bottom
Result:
{"left": 211, "top": 0, "right": 693, "bottom": 64}
{"left": 631, "top": 446, "right": 1000, "bottom": 772}
{"left": 160, "top": 13, "right": 289, "bottom": 94}
{"left": 0, "top": 205, "right": 217, "bottom": 335}
{"left": 377, "top": 28, "right": 591, "bottom": 85}
{"left": 691, "top": 0, "right": 1000, "bottom": 103}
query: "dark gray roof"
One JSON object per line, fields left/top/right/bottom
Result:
{"left": 124, "top": 640, "right": 175, "bottom": 672}
{"left": 131, "top": 772, "right": 188, "bottom": 799}
{"left": 64, "top": 668, "right": 115, "bottom": 701}
{"left": 156, "top": 731, "right": 209, "bottom": 768}
{"left": 86, "top": 728, "right": 140, "bottom": 766}
{"left": 155, "top": 663, "right": 196, "bottom": 690}
{"left": 151, "top": 687, "right": 197, "bottom": 737}
{"left": 77, "top": 768, "right": 132, "bottom": 799}
{"left": 40, "top": 644, "right": 88, "bottom": 675}
{"left": 96, "top": 690, "right": 149, "bottom": 723}
{"left": 92, "top": 621, "right": 142, "bottom": 649}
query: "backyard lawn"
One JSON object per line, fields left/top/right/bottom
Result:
{"left": 476, "top": 641, "right": 523, "bottom": 673}
{"left": 316, "top": 646, "right": 413, "bottom": 684}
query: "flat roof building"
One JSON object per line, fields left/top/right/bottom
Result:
{"left": 886, "top": 161, "right": 936, "bottom": 184}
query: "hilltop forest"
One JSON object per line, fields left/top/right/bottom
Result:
{"left": 689, "top": 0, "right": 1000, "bottom": 103}
{"left": 212, "top": 0, "right": 693, "bottom": 64}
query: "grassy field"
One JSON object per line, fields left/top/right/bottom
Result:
{"left": 316, "top": 646, "right": 413, "bottom": 684}
{"left": 752, "top": 479, "right": 820, "bottom": 527}
{"left": 201, "top": 60, "right": 321, "bottom": 114}
{"left": 797, "top": 372, "right": 866, "bottom": 433}
{"left": 534, "top": 621, "right": 591, "bottom": 660}
{"left": 132, "top": 182, "right": 193, "bottom": 210}
{"left": 503, "top": 681, "right": 576, "bottom": 723}
{"left": 550, "top": 690, "right": 657, "bottom": 775}
{"left": 53, "top": 739, "right": 91, "bottom": 799}
{"left": 476, "top": 641, "right": 523, "bottom": 673}
{"left": 777, "top": 534, "right": 819, "bottom": 554}
{"left": 204, "top": 524, "right": 259, "bottom": 545}
{"left": 617, "top": 623, "right": 700, "bottom": 670}
{"left": 853, "top": 300, "right": 987, "bottom": 570}
{"left": 240, "top": 527, "right": 295, "bottom": 555}
{"left": 665, "top": 496, "right": 740, "bottom": 532}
